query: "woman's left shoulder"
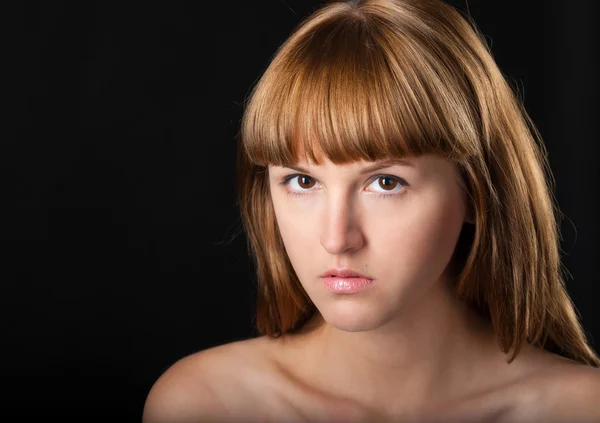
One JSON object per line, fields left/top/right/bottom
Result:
{"left": 506, "top": 351, "right": 600, "bottom": 423}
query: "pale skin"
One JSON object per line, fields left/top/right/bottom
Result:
{"left": 143, "top": 154, "right": 600, "bottom": 423}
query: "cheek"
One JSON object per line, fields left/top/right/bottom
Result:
{"left": 270, "top": 186, "right": 466, "bottom": 285}
{"left": 270, "top": 195, "right": 315, "bottom": 273}
{"left": 374, "top": 194, "right": 465, "bottom": 278}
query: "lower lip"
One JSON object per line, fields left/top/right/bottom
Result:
{"left": 321, "top": 277, "right": 374, "bottom": 294}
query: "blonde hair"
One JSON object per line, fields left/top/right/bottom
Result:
{"left": 236, "top": 0, "right": 599, "bottom": 366}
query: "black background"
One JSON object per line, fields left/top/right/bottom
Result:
{"left": 6, "top": 0, "right": 599, "bottom": 420}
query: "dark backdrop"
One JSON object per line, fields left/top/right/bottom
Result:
{"left": 6, "top": 0, "right": 599, "bottom": 420}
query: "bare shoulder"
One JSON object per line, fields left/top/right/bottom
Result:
{"left": 142, "top": 336, "right": 278, "bottom": 423}
{"left": 506, "top": 351, "right": 600, "bottom": 423}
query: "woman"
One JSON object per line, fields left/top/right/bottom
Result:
{"left": 144, "top": 0, "right": 600, "bottom": 422}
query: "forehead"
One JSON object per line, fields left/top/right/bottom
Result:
{"left": 270, "top": 156, "right": 417, "bottom": 172}
{"left": 268, "top": 154, "right": 464, "bottom": 186}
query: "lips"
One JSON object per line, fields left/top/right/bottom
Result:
{"left": 320, "top": 269, "right": 375, "bottom": 294}
{"left": 320, "top": 268, "right": 373, "bottom": 279}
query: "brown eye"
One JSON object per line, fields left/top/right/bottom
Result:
{"left": 297, "top": 175, "right": 316, "bottom": 189}
{"left": 378, "top": 176, "right": 398, "bottom": 191}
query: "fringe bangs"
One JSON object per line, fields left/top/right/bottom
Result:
{"left": 241, "top": 11, "right": 478, "bottom": 167}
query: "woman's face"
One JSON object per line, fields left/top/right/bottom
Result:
{"left": 268, "top": 154, "right": 471, "bottom": 332}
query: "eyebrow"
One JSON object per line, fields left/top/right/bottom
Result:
{"left": 283, "top": 158, "right": 414, "bottom": 175}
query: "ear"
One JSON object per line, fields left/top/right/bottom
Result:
{"left": 456, "top": 167, "right": 475, "bottom": 224}
{"left": 464, "top": 201, "right": 475, "bottom": 225}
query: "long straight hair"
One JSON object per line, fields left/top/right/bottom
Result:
{"left": 236, "top": 0, "right": 599, "bottom": 366}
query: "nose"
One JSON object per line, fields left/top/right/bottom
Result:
{"left": 320, "top": 198, "right": 365, "bottom": 255}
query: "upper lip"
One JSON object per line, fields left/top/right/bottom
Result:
{"left": 320, "top": 268, "right": 373, "bottom": 279}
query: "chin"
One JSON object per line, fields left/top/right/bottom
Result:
{"left": 316, "top": 300, "right": 392, "bottom": 332}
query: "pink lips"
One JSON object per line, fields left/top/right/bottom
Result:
{"left": 320, "top": 268, "right": 374, "bottom": 294}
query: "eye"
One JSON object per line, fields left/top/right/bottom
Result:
{"left": 283, "top": 174, "right": 318, "bottom": 194}
{"left": 367, "top": 175, "right": 406, "bottom": 196}
{"left": 280, "top": 173, "right": 407, "bottom": 198}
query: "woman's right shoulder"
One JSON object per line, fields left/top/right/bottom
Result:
{"left": 142, "top": 336, "right": 278, "bottom": 423}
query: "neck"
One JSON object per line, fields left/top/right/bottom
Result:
{"left": 279, "top": 278, "right": 501, "bottom": 414}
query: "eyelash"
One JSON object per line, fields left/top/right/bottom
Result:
{"left": 279, "top": 173, "right": 408, "bottom": 199}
